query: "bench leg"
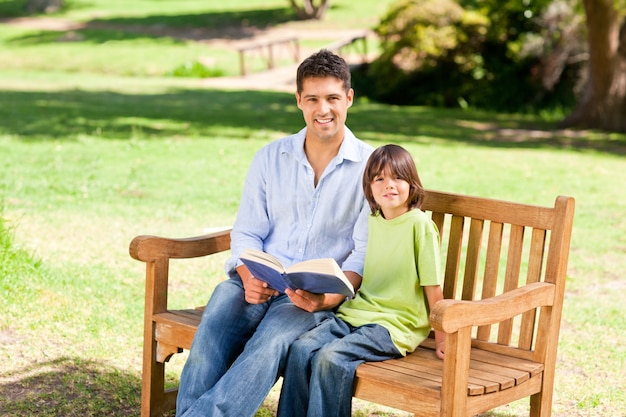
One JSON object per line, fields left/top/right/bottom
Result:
{"left": 141, "top": 259, "right": 175, "bottom": 416}
{"left": 530, "top": 390, "right": 552, "bottom": 417}
{"left": 142, "top": 331, "right": 170, "bottom": 417}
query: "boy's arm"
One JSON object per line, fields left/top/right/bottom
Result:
{"left": 424, "top": 285, "right": 445, "bottom": 359}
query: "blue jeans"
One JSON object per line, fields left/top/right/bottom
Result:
{"left": 176, "top": 276, "right": 330, "bottom": 417}
{"left": 277, "top": 316, "right": 401, "bottom": 417}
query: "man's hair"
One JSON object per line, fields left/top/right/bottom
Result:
{"left": 363, "top": 144, "right": 425, "bottom": 216}
{"left": 296, "top": 49, "right": 351, "bottom": 94}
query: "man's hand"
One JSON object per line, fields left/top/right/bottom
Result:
{"left": 285, "top": 288, "right": 345, "bottom": 312}
{"left": 237, "top": 265, "right": 278, "bottom": 304}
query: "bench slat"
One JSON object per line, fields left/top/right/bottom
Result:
{"left": 408, "top": 348, "right": 517, "bottom": 390}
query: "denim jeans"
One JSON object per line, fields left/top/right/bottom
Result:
{"left": 176, "top": 276, "right": 330, "bottom": 417}
{"left": 277, "top": 316, "right": 401, "bottom": 417}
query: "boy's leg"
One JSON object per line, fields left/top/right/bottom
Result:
{"left": 277, "top": 315, "right": 348, "bottom": 417}
{"left": 308, "top": 324, "right": 401, "bottom": 417}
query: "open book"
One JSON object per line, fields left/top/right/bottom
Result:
{"left": 239, "top": 248, "right": 355, "bottom": 297}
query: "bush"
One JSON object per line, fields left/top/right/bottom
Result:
{"left": 360, "top": 0, "right": 489, "bottom": 106}
{"left": 357, "top": 0, "right": 580, "bottom": 112}
{"left": 169, "top": 61, "right": 224, "bottom": 78}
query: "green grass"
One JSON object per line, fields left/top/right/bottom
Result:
{"left": 1, "top": 78, "right": 625, "bottom": 416}
{"left": 1, "top": 1, "right": 625, "bottom": 416}
{"left": 0, "top": 0, "right": 392, "bottom": 78}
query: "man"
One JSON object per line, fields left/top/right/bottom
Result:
{"left": 176, "top": 49, "right": 373, "bottom": 417}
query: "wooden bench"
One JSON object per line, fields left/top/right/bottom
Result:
{"left": 237, "top": 37, "right": 300, "bottom": 76}
{"left": 130, "top": 190, "right": 575, "bottom": 417}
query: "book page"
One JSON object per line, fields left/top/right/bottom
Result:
{"left": 240, "top": 248, "right": 285, "bottom": 273}
{"left": 286, "top": 258, "right": 343, "bottom": 277}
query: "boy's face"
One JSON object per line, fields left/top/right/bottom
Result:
{"left": 370, "top": 168, "right": 410, "bottom": 220}
{"left": 295, "top": 76, "right": 354, "bottom": 143}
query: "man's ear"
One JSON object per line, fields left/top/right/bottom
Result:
{"left": 347, "top": 88, "right": 355, "bottom": 108}
{"left": 295, "top": 91, "right": 303, "bottom": 110}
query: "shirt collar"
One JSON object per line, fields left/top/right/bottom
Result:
{"left": 284, "top": 125, "right": 364, "bottom": 164}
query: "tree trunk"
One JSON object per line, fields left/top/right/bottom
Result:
{"left": 26, "top": 0, "right": 64, "bottom": 14}
{"left": 560, "top": 0, "right": 626, "bottom": 132}
{"left": 288, "top": 0, "right": 331, "bottom": 20}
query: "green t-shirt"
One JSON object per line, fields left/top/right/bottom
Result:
{"left": 337, "top": 209, "right": 441, "bottom": 355}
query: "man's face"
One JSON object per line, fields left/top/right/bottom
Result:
{"left": 296, "top": 76, "right": 354, "bottom": 143}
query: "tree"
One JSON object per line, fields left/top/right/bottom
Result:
{"left": 288, "top": 0, "right": 330, "bottom": 20}
{"left": 356, "top": 0, "right": 578, "bottom": 110}
{"left": 560, "top": 0, "right": 626, "bottom": 132}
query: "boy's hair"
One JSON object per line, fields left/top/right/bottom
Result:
{"left": 296, "top": 49, "right": 351, "bottom": 94}
{"left": 363, "top": 144, "right": 425, "bottom": 215}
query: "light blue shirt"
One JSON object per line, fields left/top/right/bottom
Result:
{"left": 226, "top": 126, "right": 373, "bottom": 281}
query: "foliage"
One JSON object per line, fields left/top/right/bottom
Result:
{"left": 169, "top": 60, "right": 224, "bottom": 78}
{"left": 0, "top": 206, "right": 42, "bottom": 294}
{"left": 357, "top": 0, "right": 585, "bottom": 112}
{"left": 359, "top": 0, "right": 489, "bottom": 107}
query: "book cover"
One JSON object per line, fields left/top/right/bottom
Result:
{"left": 239, "top": 249, "right": 355, "bottom": 297}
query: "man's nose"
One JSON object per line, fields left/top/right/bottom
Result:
{"left": 319, "top": 99, "right": 331, "bottom": 113}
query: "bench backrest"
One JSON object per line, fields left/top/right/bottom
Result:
{"left": 422, "top": 190, "right": 574, "bottom": 361}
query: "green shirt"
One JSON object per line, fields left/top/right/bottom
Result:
{"left": 337, "top": 209, "right": 441, "bottom": 355}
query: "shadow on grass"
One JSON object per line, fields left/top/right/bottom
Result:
{"left": 0, "top": 357, "right": 141, "bottom": 416}
{"left": 2, "top": 87, "right": 625, "bottom": 155}
{"left": 1, "top": 6, "right": 299, "bottom": 44}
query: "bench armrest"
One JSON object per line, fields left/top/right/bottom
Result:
{"left": 430, "top": 281, "right": 555, "bottom": 333}
{"left": 129, "top": 228, "right": 232, "bottom": 263}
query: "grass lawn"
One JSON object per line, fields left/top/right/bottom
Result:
{"left": 1, "top": 1, "right": 625, "bottom": 416}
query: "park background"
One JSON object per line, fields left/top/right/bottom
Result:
{"left": 0, "top": 0, "right": 625, "bottom": 416}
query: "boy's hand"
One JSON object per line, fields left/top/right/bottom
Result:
{"left": 435, "top": 341, "right": 445, "bottom": 360}
{"left": 285, "top": 288, "right": 345, "bottom": 312}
